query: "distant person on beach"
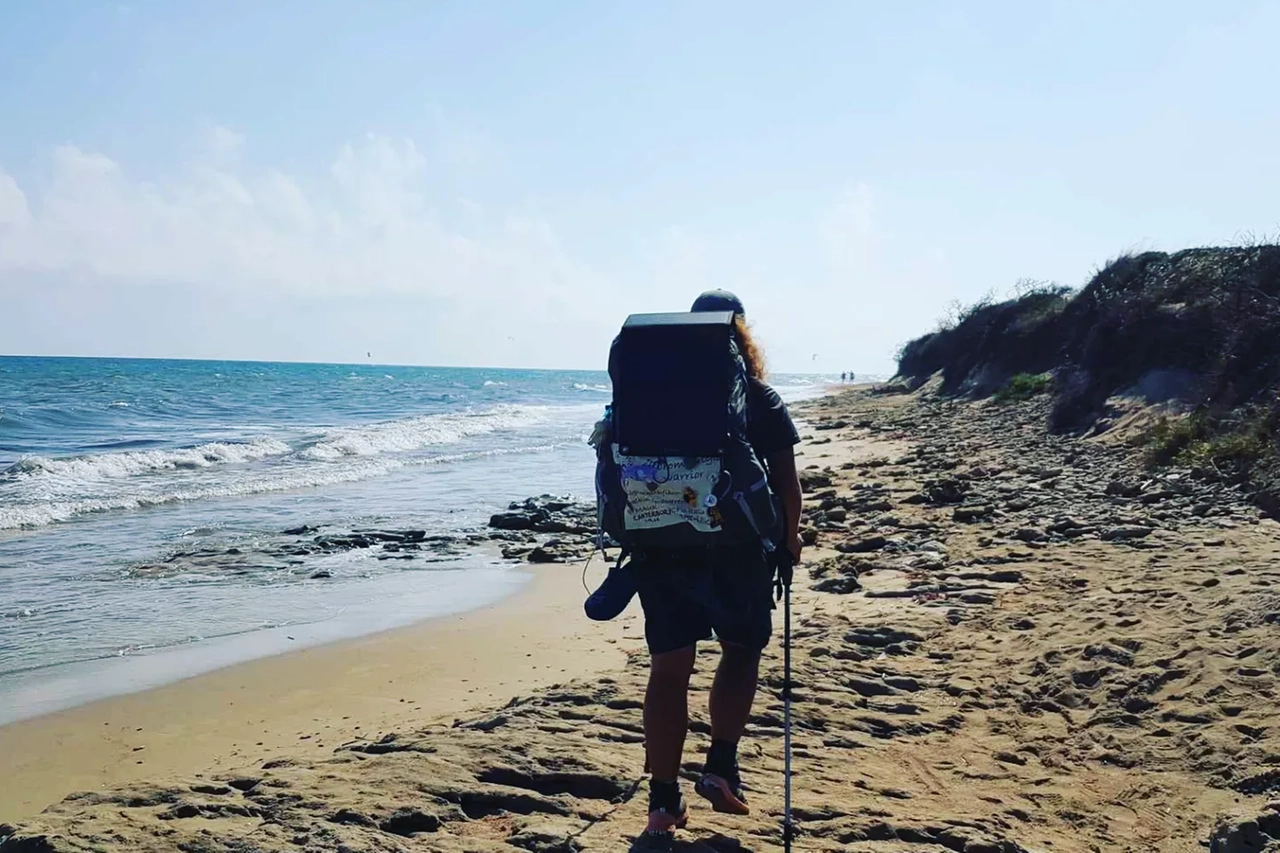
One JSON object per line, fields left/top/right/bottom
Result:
{"left": 586, "top": 290, "right": 804, "bottom": 837}
{"left": 841, "top": 371, "right": 847, "bottom": 383}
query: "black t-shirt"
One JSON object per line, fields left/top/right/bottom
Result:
{"left": 746, "top": 378, "right": 800, "bottom": 462}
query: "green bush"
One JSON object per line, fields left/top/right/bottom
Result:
{"left": 1188, "top": 432, "right": 1271, "bottom": 467}
{"left": 993, "top": 373, "right": 1052, "bottom": 403}
{"left": 1141, "top": 407, "right": 1278, "bottom": 470}
{"left": 1140, "top": 413, "right": 1211, "bottom": 467}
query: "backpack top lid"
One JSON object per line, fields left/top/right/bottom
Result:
{"left": 621, "top": 310, "right": 735, "bottom": 330}
{"left": 609, "top": 311, "right": 741, "bottom": 457}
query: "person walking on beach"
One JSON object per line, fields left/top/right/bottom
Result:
{"left": 640, "top": 291, "right": 803, "bottom": 836}
{"left": 586, "top": 290, "right": 804, "bottom": 838}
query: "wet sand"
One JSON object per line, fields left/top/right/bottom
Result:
{"left": 0, "top": 559, "right": 634, "bottom": 823}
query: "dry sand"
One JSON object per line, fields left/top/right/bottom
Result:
{"left": 5, "top": 387, "right": 1280, "bottom": 851}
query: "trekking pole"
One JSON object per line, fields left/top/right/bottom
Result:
{"left": 779, "top": 549, "right": 796, "bottom": 852}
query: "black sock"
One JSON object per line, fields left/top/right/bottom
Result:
{"left": 705, "top": 739, "right": 739, "bottom": 777}
{"left": 649, "top": 779, "right": 681, "bottom": 812}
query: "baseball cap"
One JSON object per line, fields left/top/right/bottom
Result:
{"left": 690, "top": 289, "right": 745, "bottom": 317}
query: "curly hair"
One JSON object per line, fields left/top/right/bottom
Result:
{"left": 733, "top": 315, "right": 767, "bottom": 380}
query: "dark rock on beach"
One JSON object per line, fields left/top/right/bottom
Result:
{"left": 837, "top": 535, "right": 888, "bottom": 554}
{"left": 813, "top": 574, "right": 861, "bottom": 594}
{"left": 799, "top": 470, "right": 834, "bottom": 492}
{"left": 489, "top": 512, "right": 538, "bottom": 531}
{"left": 127, "top": 525, "right": 476, "bottom": 583}
{"left": 486, "top": 496, "right": 600, "bottom": 565}
{"left": 1210, "top": 805, "right": 1280, "bottom": 852}
{"left": 489, "top": 496, "right": 595, "bottom": 536}
{"left": 921, "top": 478, "right": 968, "bottom": 505}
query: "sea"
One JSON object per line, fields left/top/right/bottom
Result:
{"left": 0, "top": 356, "right": 836, "bottom": 724}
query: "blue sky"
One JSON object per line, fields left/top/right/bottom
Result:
{"left": 2, "top": 1, "right": 1278, "bottom": 373}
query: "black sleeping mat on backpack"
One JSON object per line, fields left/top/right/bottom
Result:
{"left": 607, "top": 311, "right": 736, "bottom": 458}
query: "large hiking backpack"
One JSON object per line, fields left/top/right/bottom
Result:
{"left": 591, "top": 311, "right": 780, "bottom": 554}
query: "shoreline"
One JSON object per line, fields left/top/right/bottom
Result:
{"left": 0, "top": 552, "right": 530, "bottom": 727}
{"left": 0, "top": 386, "right": 833, "bottom": 825}
{"left": 0, "top": 555, "right": 637, "bottom": 822}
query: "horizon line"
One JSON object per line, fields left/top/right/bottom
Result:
{"left": 0, "top": 353, "right": 864, "bottom": 376}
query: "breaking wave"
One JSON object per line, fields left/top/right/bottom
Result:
{"left": 0, "top": 441, "right": 562, "bottom": 531}
{"left": 5, "top": 439, "right": 293, "bottom": 481}
{"left": 0, "top": 458, "right": 398, "bottom": 530}
{"left": 300, "top": 406, "right": 545, "bottom": 460}
{"left": 0, "top": 406, "right": 550, "bottom": 530}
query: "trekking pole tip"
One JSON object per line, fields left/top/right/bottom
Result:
{"left": 782, "top": 818, "right": 798, "bottom": 847}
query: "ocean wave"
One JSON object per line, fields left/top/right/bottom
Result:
{"left": 2, "top": 406, "right": 547, "bottom": 483}
{"left": 4, "top": 438, "right": 292, "bottom": 481}
{"left": 81, "top": 438, "right": 165, "bottom": 451}
{"left": 482, "top": 380, "right": 508, "bottom": 387}
{"left": 0, "top": 457, "right": 399, "bottom": 530}
{"left": 573, "top": 383, "right": 611, "bottom": 393}
{"left": 0, "top": 440, "right": 566, "bottom": 530}
{"left": 300, "top": 406, "right": 546, "bottom": 461}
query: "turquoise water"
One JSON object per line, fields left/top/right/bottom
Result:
{"left": 0, "top": 356, "right": 834, "bottom": 722}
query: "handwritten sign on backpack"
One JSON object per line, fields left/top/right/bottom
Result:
{"left": 614, "top": 451, "right": 722, "bottom": 533}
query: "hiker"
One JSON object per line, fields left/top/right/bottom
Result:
{"left": 585, "top": 290, "right": 803, "bottom": 840}
{"left": 841, "top": 371, "right": 847, "bottom": 383}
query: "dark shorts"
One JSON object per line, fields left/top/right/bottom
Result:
{"left": 634, "top": 544, "right": 775, "bottom": 656}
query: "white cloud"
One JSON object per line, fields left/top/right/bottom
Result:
{"left": 0, "top": 133, "right": 942, "bottom": 372}
{"left": 0, "top": 132, "right": 629, "bottom": 367}
{"left": 0, "top": 135, "right": 603, "bottom": 306}
{"left": 0, "top": 172, "right": 28, "bottom": 227}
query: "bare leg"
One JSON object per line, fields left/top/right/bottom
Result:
{"left": 644, "top": 646, "right": 696, "bottom": 782}
{"left": 709, "top": 640, "right": 761, "bottom": 742}
{"left": 695, "top": 640, "right": 760, "bottom": 815}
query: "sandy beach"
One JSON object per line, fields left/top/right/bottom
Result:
{"left": 5, "top": 385, "right": 1280, "bottom": 851}
{"left": 0, "top": 558, "right": 636, "bottom": 824}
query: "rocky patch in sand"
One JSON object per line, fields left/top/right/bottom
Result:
{"left": 487, "top": 496, "right": 602, "bottom": 564}
{"left": 126, "top": 528, "right": 477, "bottom": 581}
{"left": 800, "top": 390, "right": 1280, "bottom": 849}
{"left": 127, "top": 495, "right": 602, "bottom": 583}
{"left": 1210, "top": 803, "right": 1280, "bottom": 852}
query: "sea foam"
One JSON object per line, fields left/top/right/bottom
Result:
{"left": 4, "top": 438, "right": 292, "bottom": 481}
{"left": 0, "top": 406, "right": 553, "bottom": 530}
{"left": 301, "top": 406, "right": 545, "bottom": 460}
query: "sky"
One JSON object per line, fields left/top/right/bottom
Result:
{"left": 1, "top": 1, "right": 1278, "bottom": 374}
